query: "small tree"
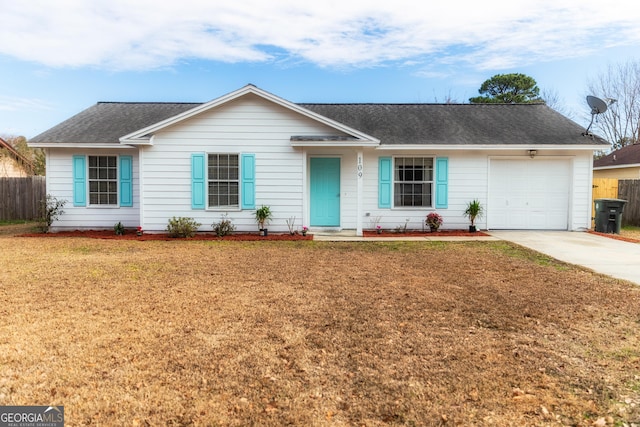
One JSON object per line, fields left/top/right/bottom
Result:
{"left": 37, "top": 194, "right": 66, "bottom": 233}
{"left": 469, "top": 73, "right": 542, "bottom": 104}
{"left": 463, "top": 199, "right": 484, "bottom": 232}
{"left": 254, "top": 205, "right": 273, "bottom": 230}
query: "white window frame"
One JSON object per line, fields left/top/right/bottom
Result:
{"left": 207, "top": 153, "right": 240, "bottom": 210}
{"left": 88, "top": 155, "right": 118, "bottom": 206}
{"left": 393, "top": 156, "right": 434, "bottom": 208}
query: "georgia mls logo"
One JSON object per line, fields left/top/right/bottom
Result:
{"left": 0, "top": 405, "right": 64, "bottom": 427}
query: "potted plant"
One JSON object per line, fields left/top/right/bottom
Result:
{"left": 301, "top": 226, "right": 308, "bottom": 236}
{"left": 255, "top": 205, "right": 273, "bottom": 236}
{"left": 463, "top": 199, "right": 484, "bottom": 232}
{"left": 425, "top": 212, "right": 443, "bottom": 232}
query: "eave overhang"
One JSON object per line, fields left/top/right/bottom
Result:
{"left": 593, "top": 163, "right": 640, "bottom": 170}
{"left": 27, "top": 142, "right": 137, "bottom": 149}
{"left": 290, "top": 135, "right": 379, "bottom": 147}
{"left": 375, "top": 144, "right": 607, "bottom": 151}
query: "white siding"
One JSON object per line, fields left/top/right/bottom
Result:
{"left": 47, "top": 148, "right": 140, "bottom": 231}
{"left": 44, "top": 92, "right": 595, "bottom": 233}
{"left": 359, "top": 149, "right": 594, "bottom": 232}
{"left": 141, "top": 93, "right": 347, "bottom": 233}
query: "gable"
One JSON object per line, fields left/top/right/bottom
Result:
{"left": 149, "top": 92, "right": 367, "bottom": 144}
{"left": 120, "top": 85, "right": 378, "bottom": 146}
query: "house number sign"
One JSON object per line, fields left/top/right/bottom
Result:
{"left": 357, "top": 155, "right": 363, "bottom": 178}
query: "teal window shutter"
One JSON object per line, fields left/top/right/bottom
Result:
{"left": 378, "top": 157, "right": 392, "bottom": 208}
{"left": 435, "top": 157, "right": 449, "bottom": 209}
{"left": 241, "top": 154, "right": 256, "bottom": 209}
{"left": 72, "top": 155, "right": 86, "bottom": 207}
{"left": 119, "top": 155, "right": 133, "bottom": 207}
{"left": 191, "top": 153, "right": 206, "bottom": 210}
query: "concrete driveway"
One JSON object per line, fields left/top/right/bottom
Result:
{"left": 489, "top": 231, "right": 640, "bottom": 285}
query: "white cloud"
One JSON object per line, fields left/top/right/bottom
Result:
{"left": 1, "top": 0, "right": 639, "bottom": 72}
{"left": 0, "top": 95, "right": 53, "bottom": 112}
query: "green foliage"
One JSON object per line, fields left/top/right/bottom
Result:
{"left": 469, "top": 73, "right": 542, "bottom": 104}
{"left": 212, "top": 213, "right": 236, "bottom": 237}
{"left": 166, "top": 216, "right": 201, "bottom": 238}
{"left": 114, "top": 221, "right": 125, "bottom": 235}
{"left": 36, "top": 194, "right": 66, "bottom": 233}
{"left": 463, "top": 199, "right": 484, "bottom": 226}
{"left": 254, "top": 205, "right": 273, "bottom": 229}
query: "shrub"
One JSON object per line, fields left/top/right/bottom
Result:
{"left": 36, "top": 194, "right": 66, "bottom": 233}
{"left": 114, "top": 221, "right": 125, "bottom": 235}
{"left": 426, "top": 212, "right": 443, "bottom": 230}
{"left": 212, "top": 213, "right": 236, "bottom": 237}
{"left": 166, "top": 216, "right": 201, "bottom": 238}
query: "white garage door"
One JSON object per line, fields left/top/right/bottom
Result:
{"left": 488, "top": 159, "right": 570, "bottom": 230}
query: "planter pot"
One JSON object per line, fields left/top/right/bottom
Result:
{"left": 429, "top": 226, "right": 439, "bottom": 232}
{"left": 469, "top": 225, "right": 477, "bottom": 233}
{"left": 302, "top": 231, "right": 307, "bottom": 236}
{"left": 377, "top": 229, "right": 382, "bottom": 234}
{"left": 260, "top": 228, "right": 268, "bottom": 237}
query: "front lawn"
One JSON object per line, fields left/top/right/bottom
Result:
{"left": 0, "top": 237, "right": 638, "bottom": 425}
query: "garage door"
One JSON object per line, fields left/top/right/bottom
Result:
{"left": 488, "top": 159, "right": 570, "bottom": 230}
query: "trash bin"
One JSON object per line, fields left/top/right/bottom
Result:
{"left": 594, "top": 198, "right": 627, "bottom": 234}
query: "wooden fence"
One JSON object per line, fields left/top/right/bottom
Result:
{"left": 0, "top": 176, "right": 46, "bottom": 221}
{"left": 618, "top": 180, "right": 640, "bottom": 226}
{"left": 592, "top": 178, "right": 640, "bottom": 227}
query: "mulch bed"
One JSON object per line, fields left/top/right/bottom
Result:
{"left": 588, "top": 229, "right": 640, "bottom": 243}
{"left": 19, "top": 230, "right": 313, "bottom": 241}
{"left": 363, "top": 229, "right": 489, "bottom": 237}
{"left": 19, "top": 229, "right": 488, "bottom": 240}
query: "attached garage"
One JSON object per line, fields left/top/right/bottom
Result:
{"left": 488, "top": 158, "right": 571, "bottom": 230}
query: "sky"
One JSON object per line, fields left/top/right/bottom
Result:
{"left": 1, "top": 0, "right": 640, "bottom": 140}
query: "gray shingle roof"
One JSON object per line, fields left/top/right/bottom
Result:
{"left": 594, "top": 143, "right": 640, "bottom": 167}
{"left": 300, "top": 103, "right": 608, "bottom": 145}
{"left": 29, "top": 100, "right": 608, "bottom": 146}
{"left": 29, "top": 102, "right": 199, "bottom": 144}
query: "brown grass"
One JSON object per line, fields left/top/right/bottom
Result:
{"left": 1, "top": 227, "right": 640, "bottom": 426}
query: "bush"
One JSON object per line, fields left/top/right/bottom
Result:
{"left": 36, "top": 194, "right": 66, "bottom": 233}
{"left": 212, "top": 213, "right": 236, "bottom": 237}
{"left": 166, "top": 216, "right": 201, "bottom": 238}
{"left": 114, "top": 221, "right": 125, "bottom": 235}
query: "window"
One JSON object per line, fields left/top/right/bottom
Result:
{"left": 208, "top": 154, "right": 239, "bottom": 208}
{"left": 394, "top": 157, "right": 433, "bottom": 207}
{"left": 88, "top": 155, "right": 117, "bottom": 205}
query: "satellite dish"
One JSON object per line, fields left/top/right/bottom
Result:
{"left": 583, "top": 95, "right": 615, "bottom": 136}
{"left": 587, "top": 95, "right": 608, "bottom": 114}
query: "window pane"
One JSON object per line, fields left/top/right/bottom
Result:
{"left": 394, "top": 157, "right": 434, "bottom": 207}
{"left": 88, "top": 155, "right": 118, "bottom": 205}
{"left": 207, "top": 154, "right": 239, "bottom": 208}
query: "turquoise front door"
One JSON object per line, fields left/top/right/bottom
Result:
{"left": 310, "top": 157, "right": 340, "bottom": 227}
